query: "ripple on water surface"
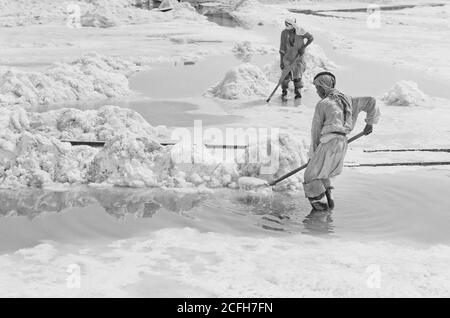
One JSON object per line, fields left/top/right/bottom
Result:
{"left": 1, "top": 170, "right": 450, "bottom": 252}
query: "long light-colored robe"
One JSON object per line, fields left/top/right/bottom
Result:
{"left": 303, "top": 96, "right": 380, "bottom": 198}
{"left": 279, "top": 29, "right": 312, "bottom": 79}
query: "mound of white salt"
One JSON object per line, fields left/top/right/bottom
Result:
{"left": 0, "top": 52, "right": 140, "bottom": 109}
{"left": 263, "top": 44, "right": 337, "bottom": 90}
{"left": 0, "top": 131, "right": 99, "bottom": 188}
{"left": 226, "top": 0, "right": 290, "bottom": 28}
{"left": 381, "top": 81, "right": 429, "bottom": 106}
{"left": 232, "top": 41, "right": 254, "bottom": 63}
{"left": 237, "top": 133, "right": 309, "bottom": 191}
{"left": 0, "top": 106, "right": 309, "bottom": 189}
{"left": 0, "top": 0, "right": 205, "bottom": 27}
{"left": 206, "top": 63, "right": 271, "bottom": 99}
{"left": 232, "top": 41, "right": 277, "bottom": 63}
{"left": 81, "top": 9, "right": 119, "bottom": 28}
{"left": 29, "top": 106, "right": 159, "bottom": 141}
{"left": 87, "top": 135, "right": 169, "bottom": 188}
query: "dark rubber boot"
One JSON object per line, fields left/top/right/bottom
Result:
{"left": 310, "top": 201, "right": 329, "bottom": 211}
{"left": 325, "top": 187, "right": 335, "bottom": 210}
{"left": 308, "top": 193, "right": 329, "bottom": 211}
{"left": 293, "top": 78, "right": 302, "bottom": 99}
{"left": 281, "top": 88, "right": 288, "bottom": 102}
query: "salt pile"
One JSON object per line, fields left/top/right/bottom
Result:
{"left": 0, "top": 105, "right": 162, "bottom": 188}
{"left": 80, "top": 7, "right": 119, "bottom": 28}
{"left": 0, "top": 0, "right": 205, "bottom": 27}
{"left": 237, "top": 133, "right": 308, "bottom": 191}
{"left": 206, "top": 63, "right": 272, "bottom": 99}
{"left": 225, "top": 0, "right": 289, "bottom": 28}
{"left": 0, "top": 106, "right": 309, "bottom": 189}
{"left": 0, "top": 52, "right": 140, "bottom": 109}
{"left": 233, "top": 41, "right": 255, "bottom": 63}
{"left": 232, "top": 41, "right": 277, "bottom": 63}
{"left": 87, "top": 135, "right": 170, "bottom": 188}
{"left": 381, "top": 81, "right": 429, "bottom": 106}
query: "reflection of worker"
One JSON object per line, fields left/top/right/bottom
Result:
{"left": 304, "top": 72, "right": 380, "bottom": 211}
{"left": 279, "top": 17, "right": 314, "bottom": 101}
{"left": 303, "top": 210, "right": 334, "bottom": 235}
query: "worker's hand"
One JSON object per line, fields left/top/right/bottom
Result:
{"left": 280, "top": 61, "right": 285, "bottom": 70}
{"left": 298, "top": 48, "right": 305, "bottom": 56}
{"left": 363, "top": 124, "right": 373, "bottom": 135}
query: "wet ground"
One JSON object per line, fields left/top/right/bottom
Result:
{"left": 1, "top": 169, "right": 450, "bottom": 254}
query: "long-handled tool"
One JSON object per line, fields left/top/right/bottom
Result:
{"left": 266, "top": 53, "right": 303, "bottom": 103}
{"left": 363, "top": 148, "right": 450, "bottom": 153}
{"left": 268, "top": 131, "right": 365, "bottom": 186}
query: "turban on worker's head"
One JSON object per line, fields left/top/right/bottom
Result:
{"left": 313, "top": 73, "right": 337, "bottom": 97}
{"left": 284, "top": 17, "right": 306, "bottom": 36}
{"left": 313, "top": 72, "right": 353, "bottom": 130}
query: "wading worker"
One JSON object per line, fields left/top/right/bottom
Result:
{"left": 304, "top": 72, "right": 380, "bottom": 211}
{"left": 279, "top": 17, "right": 314, "bottom": 101}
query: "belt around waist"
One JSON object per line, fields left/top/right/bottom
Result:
{"left": 331, "top": 132, "right": 347, "bottom": 137}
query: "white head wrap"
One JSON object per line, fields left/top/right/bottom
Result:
{"left": 313, "top": 73, "right": 353, "bottom": 130}
{"left": 284, "top": 17, "right": 306, "bottom": 36}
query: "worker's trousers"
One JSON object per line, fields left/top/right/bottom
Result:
{"left": 281, "top": 60, "right": 305, "bottom": 91}
{"left": 303, "top": 135, "right": 348, "bottom": 199}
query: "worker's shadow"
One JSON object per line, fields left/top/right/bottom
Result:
{"left": 302, "top": 209, "right": 334, "bottom": 235}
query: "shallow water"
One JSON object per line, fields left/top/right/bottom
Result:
{"left": 1, "top": 170, "right": 449, "bottom": 255}
{"left": 129, "top": 54, "right": 274, "bottom": 99}
{"left": 118, "top": 53, "right": 275, "bottom": 127}
{"left": 116, "top": 99, "right": 242, "bottom": 127}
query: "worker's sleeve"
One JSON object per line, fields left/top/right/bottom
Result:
{"left": 304, "top": 32, "right": 314, "bottom": 42}
{"left": 279, "top": 31, "right": 287, "bottom": 55}
{"left": 351, "top": 96, "right": 381, "bottom": 125}
{"left": 310, "top": 102, "right": 325, "bottom": 154}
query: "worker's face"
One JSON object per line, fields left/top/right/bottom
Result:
{"left": 285, "top": 22, "right": 294, "bottom": 30}
{"left": 315, "top": 85, "right": 326, "bottom": 99}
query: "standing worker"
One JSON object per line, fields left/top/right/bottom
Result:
{"left": 304, "top": 72, "right": 381, "bottom": 211}
{"left": 279, "top": 17, "right": 314, "bottom": 102}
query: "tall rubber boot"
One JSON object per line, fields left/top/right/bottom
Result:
{"left": 325, "top": 187, "right": 335, "bottom": 210}
{"left": 308, "top": 192, "right": 329, "bottom": 211}
{"left": 293, "top": 78, "right": 302, "bottom": 99}
{"left": 281, "top": 87, "right": 288, "bottom": 102}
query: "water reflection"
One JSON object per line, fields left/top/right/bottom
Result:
{"left": 235, "top": 191, "right": 334, "bottom": 235}
{"left": 0, "top": 187, "right": 334, "bottom": 237}
{"left": 302, "top": 210, "right": 334, "bottom": 235}
{"left": 0, "top": 190, "right": 94, "bottom": 219}
{"left": 0, "top": 188, "right": 205, "bottom": 220}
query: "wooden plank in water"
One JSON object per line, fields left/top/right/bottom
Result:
{"left": 62, "top": 140, "right": 248, "bottom": 149}
{"left": 346, "top": 161, "right": 450, "bottom": 167}
{"left": 364, "top": 148, "right": 450, "bottom": 153}
{"left": 63, "top": 140, "right": 105, "bottom": 147}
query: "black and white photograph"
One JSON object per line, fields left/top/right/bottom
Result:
{"left": 0, "top": 0, "right": 449, "bottom": 299}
